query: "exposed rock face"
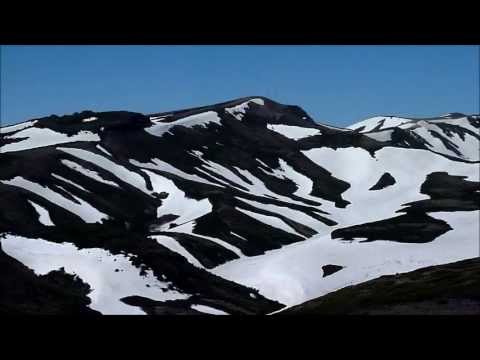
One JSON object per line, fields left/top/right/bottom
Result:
{"left": 1, "top": 97, "right": 478, "bottom": 314}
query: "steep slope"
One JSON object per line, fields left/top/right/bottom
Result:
{"left": 1, "top": 97, "right": 479, "bottom": 314}
{"left": 347, "top": 113, "right": 480, "bottom": 162}
{"left": 0, "top": 242, "right": 99, "bottom": 315}
{"left": 281, "top": 257, "right": 480, "bottom": 315}
{"left": 214, "top": 148, "right": 479, "bottom": 307}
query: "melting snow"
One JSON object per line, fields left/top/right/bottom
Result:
{"left": 0, "top": 120, "right": 38, "bottom": 135}
{"left": 28, "top": 200, "right": 54, "bottom": 226}
{"left": 130, "top": 158, "right": 222, "bottom": 188}
{"left": 256, "top": 158, "right": 270, "bottom": 168}
{"left": 233, "top": 167, "right": 317, "bottom": 207}
{"left": 1, "top": 127, "right": 100, "bottom": 153}
{"left": 153, "top": 235, "right": 204, "bottom": 268}
{"left": 142, "top": 169, "right": 212, "bottom": 228}
{"left": 225, "top": 98, "right": 265, "bottom": 120}
{"left": 349, "top": 116, "right": 411, "bottom": 132}
{"left": 211, "top": 146, "right": 480, "bottom": 307}
{"left": 278, "top": 159, "right": 321, "bottom": 202}
{"left": 52, "top": 173, "right": 91, "bottom": 193}
{"left": 166, "top": 220, "right": 244, "bottom": 257}
{"left": 146, "top": 111, "right": 222, "bottom": 138}
{"left": 364, "top": 129, "right": 394, "bottom": 142}
{"left": 302, "top": 147, "right": 478, "bottom": 227}
{"left": 236, "top": 207, "right": 305, "bottom": 238}
{"left": 61, "top": 159, "right": 120, "bottom": 188}
{"left": 267, "top": 124, "right": 322, "bottom": 140}
{"left": 191, "top": 304, "right": 228, "bottom": 315}
{"left": 60, "top": 148, "right": 151, "bottom": 194}
{"left": 237, "top": 197, "right": 329, "bottom": 233}
{"left": 410, "top": 121, "right": 479, "bottom": 161}
{"left": 96, "top": 144, "right": 113, "bottom": 157}
{"left": 231, "top": 232, "right": 248, "bottom": 241}
{"left": 82, "top": 117, "right": 98, "bottom": 123}
{"left": 0, "top": 235, "right": 189, "bottom": 315}
{"left": 1, "top": 176, "right": 108, "bottom": 223}
{"left": 192, "top": 154, "right": 252, "bottom": 190}
{"left": 214, "top": 211, "right": 479, "bottom": 308}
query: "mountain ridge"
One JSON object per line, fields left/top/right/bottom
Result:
{"left": 3, "top": 95, "right": 477, "bottom": 130}
{"left": 1, "top": 96, "right": 478, "bottom": 314}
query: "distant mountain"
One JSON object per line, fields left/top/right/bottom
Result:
{"left": 1, "top": 97, "right": 478, "bottom": 314}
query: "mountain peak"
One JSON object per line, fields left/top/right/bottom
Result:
{"left": 1, "top": 96, "right": 479, "bottom": 315}
{"left": 145, "top": 96, "right": 316, "bottom": 128}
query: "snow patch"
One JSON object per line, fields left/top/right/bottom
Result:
{"left": 364, "top": 129, "right": 394, "bottom": 142}
{"left": 1, "top": 127, "right": 100, "bottom": 153}
{"left": 0, "top": 235, "right": 188, "bottom": 314}
{"left": 191, "top": 304, "right": 228, "bottom": 315}
{"left": 61, "top": 159, "right": 120, "bottom": 188}
{"left": 231, "top": 232, "right": 248, "bottom": 241}
{"left": 153, "top": 235, "right": 203, "bottom": 268}
{"left": 142, "top": 169, "right": 212, "bottom": 228}
{"left": 60, "top": 148, "right": 152, "bottom": 194}
{"left": 82, "top": 117, "right": 98, "bottom": 123}
{"left": 130, "top": 158, "right": 222, "bottom": 188}
{"left": 237, "top": 197, "right": 329, "bottom": 234}
{"left": 214, "top": 211, "right": 479, "bottom": 308}
{"left": 225, "top": 98, "right": 265, "bottom": 120}
{"left": 2, "top": 176, "right": 108, "bottom": 224}
{"left": 236, "top": 207, "right": 305, "bottom": 238}
{"left": 349, "top": 116, "right": 411, "bottom": 132}
{"left": 28, "top": 200, "right": 54, "bottom": 226}
{"left": 96, "top": 144, "right": 113, "bottom": 157}
{"left": 0, "top": 120, "right": 38, "bottom": 135}
{"left": 267, "top": 124, "right": 322, "bottom": 140}
{"left": 146, "top": 111, "right": 222, "bottom": 138}
{"left": 52, "top": 173, "right": 91, "bottom": 193}
{"left": 166, "top": 220, "right": 244, "bottom": 257}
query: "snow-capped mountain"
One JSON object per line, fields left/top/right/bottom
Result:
{"left": 1, "top": 96, "right": 479, "bottom": 314}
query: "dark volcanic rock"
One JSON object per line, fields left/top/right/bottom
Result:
{"left": 322, "top": 264, "right": 344, "bottom": 277}
{"left": 331, "top": 213, "right": 452, "bottom": 243}
{"left": 1, "top": 96, "right": 478, "bottom": 315}
{"left": 399, "top": 171, "right": 480, "bottom": 213}
{"left": 369, "top": 172, "right": 396, "bottom": 191}
{"left": 332, "top": 170, "right": 479, "bottom": 244}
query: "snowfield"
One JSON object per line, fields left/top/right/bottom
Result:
{"left": 350, "top": 115, "right": 480, "bottom": 162}
{"left": 0, "top": 120, "right": 38, "bottom": 135}
{"left": 213, "top": 211, "right": 479, "bottom": 308}
{"left": 0, "top": 235, "right": 189, "bottom": 314}
{"left": 302, "top": 147, "right": 478, "bottom": 228}
{"left": 1, "top": 176, "right": 108, "bottom": 224}
{"left": 1, "top": 127, "right": 100, "bottom": 153}
{"left": 348, "top": 116, "right": 411, "bottom": 132}
{"left": 267, "top": 124, "right": 322, "bottom": 140}
{"left": 225, "top": 98, "right": 265, "bottom": 120}
{"left": 146, "top": 111, "right": 222, "bottom": 138}
{"left": 144, "top": 169, "right": 213, "bottom": 229}
{"left": 1, "top": 98, "right": 478, "bottom": 315}
{"left": 236, "top": 207, "right": 305, "bottom": 238}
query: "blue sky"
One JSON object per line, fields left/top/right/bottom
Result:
{"left": 1, "top": 45, "right": 478, "bottom": 127}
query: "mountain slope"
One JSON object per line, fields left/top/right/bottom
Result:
{"left": 281, "top": 257, "right": 480, "bottom": 315}
{"left": 0, "top": 242, "right": 99, "bottom": 315}
{"left": 1, "top": 97, "right": 479, "bottom": 314}
{"left": 347, "top": 113, "right": 480, "bottom": 162}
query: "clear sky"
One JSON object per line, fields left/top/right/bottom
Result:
{"left": 1, "top": 45, "right": 478, "bottom": 127}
